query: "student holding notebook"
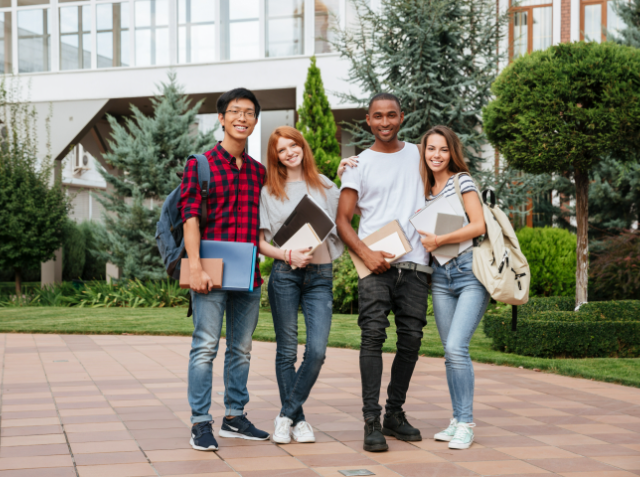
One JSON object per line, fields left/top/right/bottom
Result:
{"left": 418, "top": 125, "right": 489, "bottom": 450}
{"left": 258, "top": 126, "right": 343, "bottom": 444}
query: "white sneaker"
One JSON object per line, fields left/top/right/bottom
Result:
{"left": 434, "top": 418, "right": 458, "bottom": 442}
{"left": 272, "top": 415, "right": 292, "bottom": 444}
{"left": 292, "top": 421, "right": 315, "bottom": 443}
{"left": 449, "top": 422, "right": 476, "bottom": 450}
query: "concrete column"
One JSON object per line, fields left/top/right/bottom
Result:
{"left": 41, "top": 248, "right": 63, "bottom": 287}
{"left": 106, "top": 262, "right": 121, "bottom": 284}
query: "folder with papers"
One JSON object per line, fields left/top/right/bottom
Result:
{"left": 199, "top": 240, "right": 257, "bottom": 292}
{"left": 179, "top": 258, "right": 223, "bottom": 289}
{"left": 280, "top": 223, "right": 323, "bottom": 270}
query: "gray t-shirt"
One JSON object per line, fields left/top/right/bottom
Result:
{"left": 340, "top": 142, "right": 429, "bottom": 266}
{"left": 260, "top": 175, "right": 344, "bottom": 261}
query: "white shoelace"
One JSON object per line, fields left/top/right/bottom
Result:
{"left": 445, "top": 418, "right": 458, "bottom": 433}
{"left": 452, "top": 422, "right": 476, "bottom": 441}
{"left": 295, "top": 421, "right": 314, "bottom": 436}
{"left": 275, "top": 417, "right": 292, "bottom": 435}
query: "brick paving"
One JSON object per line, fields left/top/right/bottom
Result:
{"left": 1, "top": 333, "right": 640, "bottom": 477}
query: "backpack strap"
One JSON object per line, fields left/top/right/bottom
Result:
{"left": 190, "top": 154, "right": 211, "bottom": 237}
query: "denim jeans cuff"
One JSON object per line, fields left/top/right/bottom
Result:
{"left": 225, "top": 409, "right": 244, "bottom": 417}
{"left": 191, "top": 414, "right": 213, "bottom": 424}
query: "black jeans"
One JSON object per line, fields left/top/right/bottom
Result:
{"left": 357, "top": 266, "right": 429, "bottom": 421}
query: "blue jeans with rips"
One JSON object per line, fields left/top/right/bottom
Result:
{"left": 431, "top": 250, "right": 490, "bottom": 423}
{"left": 268, "top": 260, "right": 333, "bottom": 425}
{"left": 188, "top": 288, "right": 261, "bottom": 424}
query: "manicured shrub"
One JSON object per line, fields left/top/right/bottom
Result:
{"left": 589, "top": 231, "right": 640, "bottom": 301}
{"left": 484, "top": 297, "right": 640, "bottom": 358}
{"left": 332, "top": 251, "right": 359, "bottom": 314}
{"left": 516, "top": 227, "right": 576, "bottom": 297}
{"left": 79, "top": 221, "right": 107, "bottom": 280}
{"left": 62, "top": 220, "right": 86, "bottom": 281}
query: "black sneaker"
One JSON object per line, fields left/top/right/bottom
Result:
{"left": 382, "top": 411, "right": 422, "bottom": 442}
{"left": 219, "top": 413, "right": 270, "bottom": 440}
{"left": 363, "top": 417, "right": 388, "bottom": 452}
{"left": 190, "top": 421, "right": 218, "bottom": 451}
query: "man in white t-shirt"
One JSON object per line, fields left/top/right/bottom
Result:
{"left": 336, "top": 93, "right": 430, "bottom": 453}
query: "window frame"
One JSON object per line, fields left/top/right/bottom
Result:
{"left": 508, "top": 0, "right": 553, "bottom": 59}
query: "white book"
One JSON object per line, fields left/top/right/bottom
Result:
{"left": 280, "top": 223, "right": 323, "bottom": 269}
{"left": 368, "top": 232, "right": 406, "bottom": 263}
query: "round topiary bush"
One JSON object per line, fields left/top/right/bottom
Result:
{"left": 516, "top": 227, "right": 576, "bottom": 297}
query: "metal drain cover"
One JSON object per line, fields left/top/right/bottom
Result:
{"left": 339, "top": 471, "right": 375, "bottom": 476}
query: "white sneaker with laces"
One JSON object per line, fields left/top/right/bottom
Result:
{"left": 449, "top": 422, "right": 476, "bottom": 450}
{"left": 434, "top": 418, "right": 458, "bottom": 442}
{"left": 292, "top": 421, "right": 315, "bottom": 443}
{"left": 272, "top": 415, "right": 293, "bottom": 444}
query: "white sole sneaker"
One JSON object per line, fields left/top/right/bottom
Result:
{"left": 189, "top": 437, "right": 218, "bottom": 451}
{"left": 292, "top": 434, "right": 315, "bottom": 443}
{"left": 434, "top": 431, "right": 454, "bottom": 442}
{"left": 218, "top": 429, "right": 270, "bottom": 440}
{"left": 448, "top": 437, "right": 474, "bottom": 449}
{"left": 272, "top": 433, "right": 291, "bottom": 444}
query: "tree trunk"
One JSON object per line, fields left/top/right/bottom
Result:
{"left": 15, "top": 268, "right": 21, "bottom": 297}
{"left": 574, "top": 169, "right": 589, "bottom": 307}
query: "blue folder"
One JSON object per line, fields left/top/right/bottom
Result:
{"left": 199, "top": 240, "right": 257, "bottom": 292}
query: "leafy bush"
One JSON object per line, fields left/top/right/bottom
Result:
{"left": 79, "top": 221, "right": 107, "bottom": 280}
{"left": 332, "top": 252, "right": 359, "bottom": 314}
{"left": 589, "top": 231, "right": 640, "bottom": 301}
{"left": 62, "top": 220, "right": 86, "bottom": 281}
{"left": 516, "top": 227, "right": 576, "bottom": 297}
{"left": 484, "top": 297, "right": 640, "bottom": 358}
{"left": 260, "top": 256, "right": 274, "bottom": 278}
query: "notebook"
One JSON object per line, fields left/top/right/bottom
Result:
{"left": 179, "top": 258, "right": 223, "bottom": 289}
{"left": 280, "top": 223, "right": 323, "bottom": 270}
{"left": 434, "top": 213, "right": 465, "bottom": 258}
{"left": 199, "top": 241, "right": 257, "bottom": 292}
{"left": 273, "top": 195, "right": 335, "bottom": 247}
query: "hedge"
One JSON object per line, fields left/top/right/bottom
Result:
{"left": 483, "top": 297, "right": 640, "bottom": 358}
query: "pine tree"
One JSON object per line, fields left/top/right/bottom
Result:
{"left": 0, "top": 79, "right": 70, "bottom": 295}
{"left": 95, "top": 72, "right": 217, "bottom": 280}
{"left": 332, "top": 0, "right": 508, "bottom": 171}
{"left": 612, "top": 0, "right": 640, "bottom": 47}
{"left": 296, "top": 56, "right": 342, "bottom": 182}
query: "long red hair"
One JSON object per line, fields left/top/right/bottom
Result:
{"left": 264, "top": 126, "right": 331, "bottom": 201}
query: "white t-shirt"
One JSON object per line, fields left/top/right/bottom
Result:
{"left": 340, "top": 142, "right": 429, "bottom": 266}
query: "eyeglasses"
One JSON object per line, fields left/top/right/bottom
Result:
{"left": 224, "top": 109, "right": 256, "bottom": 120}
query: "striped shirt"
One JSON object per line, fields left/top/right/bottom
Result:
{"left": 426, "top": 174, "right": 477, "bottom": 203}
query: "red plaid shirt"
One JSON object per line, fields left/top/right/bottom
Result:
{"left": 179, "top": 142, "right": 266, "bottom": 288}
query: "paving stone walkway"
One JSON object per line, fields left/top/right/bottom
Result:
{"left": 1, "top": 333, "right": 640, "bottom": 477}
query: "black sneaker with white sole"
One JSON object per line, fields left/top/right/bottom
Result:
{"left": 190, "top": 421, "right": 218, "bottom": 451}
{"left": 219, "top": 413, "right": 270, "bottom": 440}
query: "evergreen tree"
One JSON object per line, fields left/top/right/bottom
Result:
{"left": 0, "top": 79, "right": 70, "bottom": 295}
{"left": 612, "top": 0, "right": 640, "bottom": 47}
{"left": 296, "top": 56, "right": 341, "bottom": 182}
{"left": 95, "top": 72, "right": 217, "bottom": 280}
{"left": 332, "top": 0, "right": 508, "bottom": 171}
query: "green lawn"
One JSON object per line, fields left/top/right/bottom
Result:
{"left": 1, "top": 306, "right": 638, "bottom": 388}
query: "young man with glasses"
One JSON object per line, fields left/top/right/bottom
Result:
{"left": 179, "top": 88, "right": 269, "bottom": 451}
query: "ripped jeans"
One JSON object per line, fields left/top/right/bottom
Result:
{"left": 268, "top": 261, "right": 333, "bottom": 424}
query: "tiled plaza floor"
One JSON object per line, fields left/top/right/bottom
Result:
{"left": 1, "top": 334, "right": 640, "bottom": 477}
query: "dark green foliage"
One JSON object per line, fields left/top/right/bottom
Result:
{"left": 589, "top": 231, "right": 640, "bottom": 301}
{"left": 484, "top": 297, "right": 640, "bottom": 358}
{"left": 296, "top": 56, "right": 341, "bottom": 182}
{"left": 0, "top": 80, "right": 70, "bottom": 294}
{"left": 484, "top": 42, "right": 640, "bottom": 175}
{"left": 612, "top": 0, "right": 640, "bottom": 47}
{"left": 62, "top": 220, "right": 86, "bottom": 281}
{"left": 332, "top": 251, "right": 359, "bottom": 314}
{"left": 96, "top": 72, "right": 218, "bottom": 279}
{"left": 259, "top": 256, "right": 274, "bottom": 278}
{"left": 516, "top": 228, "right": 576, "bottom": 297}
{"left": 332, "top": 0, "right": 507, "bottom": 170}
{"left": 78, "top": 221, "right": 107, "bottom": 280}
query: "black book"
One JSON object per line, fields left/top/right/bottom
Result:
{"left": 273, "top": 194, "right": 335, "bottom": 248}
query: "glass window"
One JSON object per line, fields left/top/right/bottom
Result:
{"left": 532, "top": 6, "right": 552, "bottom": 51}
{"left": 315, "top": 0, "right": 339, "bottom": 54}
{"left": 607, "top": 0, "right": 625, "bottom": 38}
{"left": 18, "top": 0, "right": 49, "bottom": 5}
{"left": 97, "top": 2, "right": 130, "bottom": 68}
{"left": 0, "top": 1, "right": 10, "bottom": 7}
{"left": 18, "top": 8, "right": 51, "bottom": 72}
{"left": 513, "top": 11, "right": 528, "bottom": 58}
{"left": 346, "top": 0, "right": 370, "bottom": 27}
{"left": 178, "top": 0, "right": 214, "bottom": 64}
{"left": 584, "top": 4, "right": 602, "bottom": 42}
{"left": 266, "top": 0, "right": 303, "bottom": 57}
{"left": 135, "top": 0, "right": 168, "bottom": 66}
{"left": 0, "top": 12, "right": 12, "bottom": 74}
{"left": 60, "top": 5, "right": 92, "bottom": 70}
{"left": 221, "top": 0, "right": 259, "bottom": 60}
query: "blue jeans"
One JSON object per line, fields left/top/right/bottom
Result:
{"left": 431, "top": 251, "right": 490, "bottom": 423}
{"left": 268, "top": 261, "right": 333, "bottom": 424}
{"left": 188, "top": 288, "right": 261, "bottom": 424}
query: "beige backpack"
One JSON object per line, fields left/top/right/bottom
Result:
{"left": 453, "top": 173, "right": 530, "bottom": 306}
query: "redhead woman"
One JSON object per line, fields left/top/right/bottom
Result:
{"left": 259, "top": 126, "right": 343, "bottom": 445}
